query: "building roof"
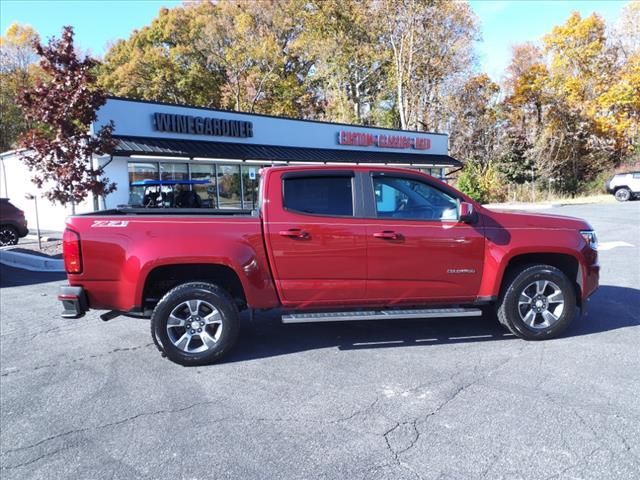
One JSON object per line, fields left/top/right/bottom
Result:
{"left": 114, "top": 136, "right": 461, "bottom": 167}
{"left": 107, "top": 96, "right": 449, "bottom": 137}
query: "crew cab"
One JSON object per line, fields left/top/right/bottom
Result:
{"left": 59, "top": 166, "right": 600, "bottom": 365}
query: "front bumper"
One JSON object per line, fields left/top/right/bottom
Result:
{"left": 58, "top": 286, "right": 88, "bottom": 318}
{"left": 605, "top": 181, "right": 615, "bottom": 194}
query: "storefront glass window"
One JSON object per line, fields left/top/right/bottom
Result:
{"left": 241, "top": 165, "right": 262, "bottom": 210}
{"left": 191, "top": 164, "right": 217, "bottom": 208}
{"left": 128, "top": 162, "right": 158, "bottom": 205}
{"left": 160, "top": 162, "right": 189, "bottom": 181}
{"left": 217, "top": 165, "right": 242, "bottom": 209}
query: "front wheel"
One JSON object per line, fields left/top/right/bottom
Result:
{"left": 497, "top": 265, "right": 576, "bottom": 340}
{"left": 615, "top": 188, "right": 631, "bottom": 202}
{"left": 151, "top": 282, "right": 240, "bottom": 365}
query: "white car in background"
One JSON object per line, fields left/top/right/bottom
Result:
{"left": 606, "top": 171, "right": 640, "bottom": 201}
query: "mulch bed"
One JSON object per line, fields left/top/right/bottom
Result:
{"left": 10, "top": 241, "right": 63, "bottom": 259}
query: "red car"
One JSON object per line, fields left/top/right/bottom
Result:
{"left": 59, "top": 166, "right": 599, "bottom": 365}
{"left": 0, "top": 198, "right": 29, "bottom": 246}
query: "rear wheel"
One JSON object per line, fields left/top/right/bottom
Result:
{"left": 615, "top": 187, "right": 631, "bottom": 202}
{"left": 0, "top": 225, "right": 18, "bottom": 246}
{"left": 151, "top": 282, "right": 240, "bottom": 365}
{"left": 497, "top": 265, "right": 576, "bottom": 340}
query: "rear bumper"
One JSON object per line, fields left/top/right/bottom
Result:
{"left": 58, "top": 285, "right": 88, "bottom": 318}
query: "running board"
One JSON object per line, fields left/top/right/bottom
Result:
{"left": 281, "top": 307, "right": 482, "bottom": 324}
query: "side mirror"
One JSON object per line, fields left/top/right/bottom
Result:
{"left": 459, "top": 201, "right": 476, "bottom": 224}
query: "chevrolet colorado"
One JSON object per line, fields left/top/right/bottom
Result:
{"left": 59, "top": 166, "right": 600, "bottom": 365}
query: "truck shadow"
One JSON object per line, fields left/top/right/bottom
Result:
{"left": 0, "top": 264, "right": 66, "bottom": 288}
{"left": 224, "top": 285, "right": 640, "bottom": 363}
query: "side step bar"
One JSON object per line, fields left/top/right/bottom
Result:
{"left": 281, "top": 307, "right": 482, "bottom": 324}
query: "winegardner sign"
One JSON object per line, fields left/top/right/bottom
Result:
{"left": 153, "top": 112, "right": 254, "bottom": 138}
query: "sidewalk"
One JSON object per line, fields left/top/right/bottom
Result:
{"left": 24, "top": 229, "right": 63, "bottom": 242}
{"left": 0, "top": 234, "right": 64, "bottom": 272}
{"left": 483, "top": 202, "right": 559, "bottom": 211}
{"left": 484, "top": 194, "right": 614, "bottom": 211}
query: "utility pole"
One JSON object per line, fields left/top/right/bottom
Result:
{"left": 25, "top": 193, "right": 42, "bottom": 250}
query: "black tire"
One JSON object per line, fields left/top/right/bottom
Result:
{"left": 497, "top": 264, "right": 576, "bottom": 340}
{"left": 0, "top": 225, "right": 19, "bottom": 246}
{"left": 615, "top": 187, "right": 631, "bottom": 202}
{"left": 151, "top": 282, "right": 240, "bottom": 366}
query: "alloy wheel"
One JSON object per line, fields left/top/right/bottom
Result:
{"left": 518, "top": 280, "right": 565, "bottom": 329}
{"left": 0, "top": 227, "right": 18, "bottom": 246}
{"left": 166, "top": 299, "right": 223, "bottom": 353}
{"left": 615, "top": 189, "right": 631, "bottom": 201}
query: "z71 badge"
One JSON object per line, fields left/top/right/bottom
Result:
{"left": 91, "top": 220, "right": 129, "bottom": 228}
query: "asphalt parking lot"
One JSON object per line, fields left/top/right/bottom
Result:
{"left": 1, "top": 202, "right": 639, "bottom": 480}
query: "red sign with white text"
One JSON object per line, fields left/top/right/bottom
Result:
{"left": 338, "top": 130, "right": 431, "bottom": 150}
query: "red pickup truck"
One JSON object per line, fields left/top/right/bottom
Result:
{"left": 59, "top": 166, "right": 599, "bottom": 365}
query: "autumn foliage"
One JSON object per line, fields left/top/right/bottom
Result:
{"left": 498, "top": 9, "right": 640, "bottom": 197}
{"left": 17, "top": 26, "right": 116, "bottom": 207}
{"left": 2, "top": 1, "right": 639, "bottom": 203}
{"left": 0, "top": 23, "right": 40, "bottom": 151}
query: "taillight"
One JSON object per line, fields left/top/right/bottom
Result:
{"left": 63, "top": 228, "right": 82, "bottom": 274}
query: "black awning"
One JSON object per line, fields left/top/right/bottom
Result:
{"left": 113, "top": 135, "right": 461, "bottom": 167}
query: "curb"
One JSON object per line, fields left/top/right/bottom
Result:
{"left": 0, "top": 250, "right": 64, "bottom": 272}
{"left": 25, "top": 234, "right": 61, "bottom": 242}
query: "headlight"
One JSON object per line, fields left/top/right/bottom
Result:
{"left": 580, "top": 230, "right": 598, "bottom": 250}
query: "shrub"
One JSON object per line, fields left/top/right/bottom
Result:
{"left": 456, "top": 161, "right": 505, "bottom": 204}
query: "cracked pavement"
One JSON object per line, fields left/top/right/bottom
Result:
{"left": 1, "top": 202, "right": 639, "bottom": 480}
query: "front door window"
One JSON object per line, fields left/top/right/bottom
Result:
{"left": 373, "top": 176, "right": 458, "bottom": 221}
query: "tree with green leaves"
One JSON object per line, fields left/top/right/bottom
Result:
{"left": 303, "top": 0, "right": 386, "bottom": 124}
{"left": 378, "top": 0, "right": 479, "bottom": 130}
{"left": 197, "top": 0, "right": 318, "bottom": 116}
{"left": 99, "top": 3, "right": 224, "bottom": 107}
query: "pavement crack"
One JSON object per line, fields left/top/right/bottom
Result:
{"left": 2, "top": 400, "right": 227, "bottom": 461}
{"left": 542, "top": 446, "right": 602, "bottom": 480}
{"left": 383, "top": 422, "right": 401, "bottom": 455}
{"left": 378, "top": 352, "right": 522, "bottom": 479}
{"left": 333, "top": 396, "right": 380, "bottom": 424}
{"left": 1, "top": 343, "right": 156, "bottom": 377}
{"left": 382, "top": 420, "right": 422, "bottom": 479}
{"left": 2, "top": 445, "right": 73, "bottom": 471}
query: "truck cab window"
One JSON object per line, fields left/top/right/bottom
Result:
{"left": 373, "top": 176, "right": 458, "bottom": 221}
{"left": 283, "top": 176, "right": 354, "bottom": 216}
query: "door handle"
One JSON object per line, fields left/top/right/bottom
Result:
{"left": 373, "top": 231, "right": 401, "bottom": 240}
{"left": 279, "top": 228, "right": 310, "bottom": 239}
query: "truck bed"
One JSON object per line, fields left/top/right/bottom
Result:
{"left": 64, "top": 212, "right": 279, "bottom": 312}
{"left": 78, "top": 207, "right": 255, "bottom": 216}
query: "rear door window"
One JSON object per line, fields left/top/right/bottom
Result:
{"left": 283, "top": 176, "right": 354, "bottom": 216}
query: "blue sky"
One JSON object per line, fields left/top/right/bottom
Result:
{"left": 469, "top": 0, "right": 628, "bottom": 80}
{"left": 0, "top": 0, "right": 630, "bottom": 80}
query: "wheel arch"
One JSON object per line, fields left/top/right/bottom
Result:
{"left": 498, "top": 252, "right": 582, "bottom": 306}
{"left": 142, "top": 263, "right": 247, "bottom": 311}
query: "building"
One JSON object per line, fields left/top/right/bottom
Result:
{"left": 0, "top": 97, "right": 461, "bottom": 231}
